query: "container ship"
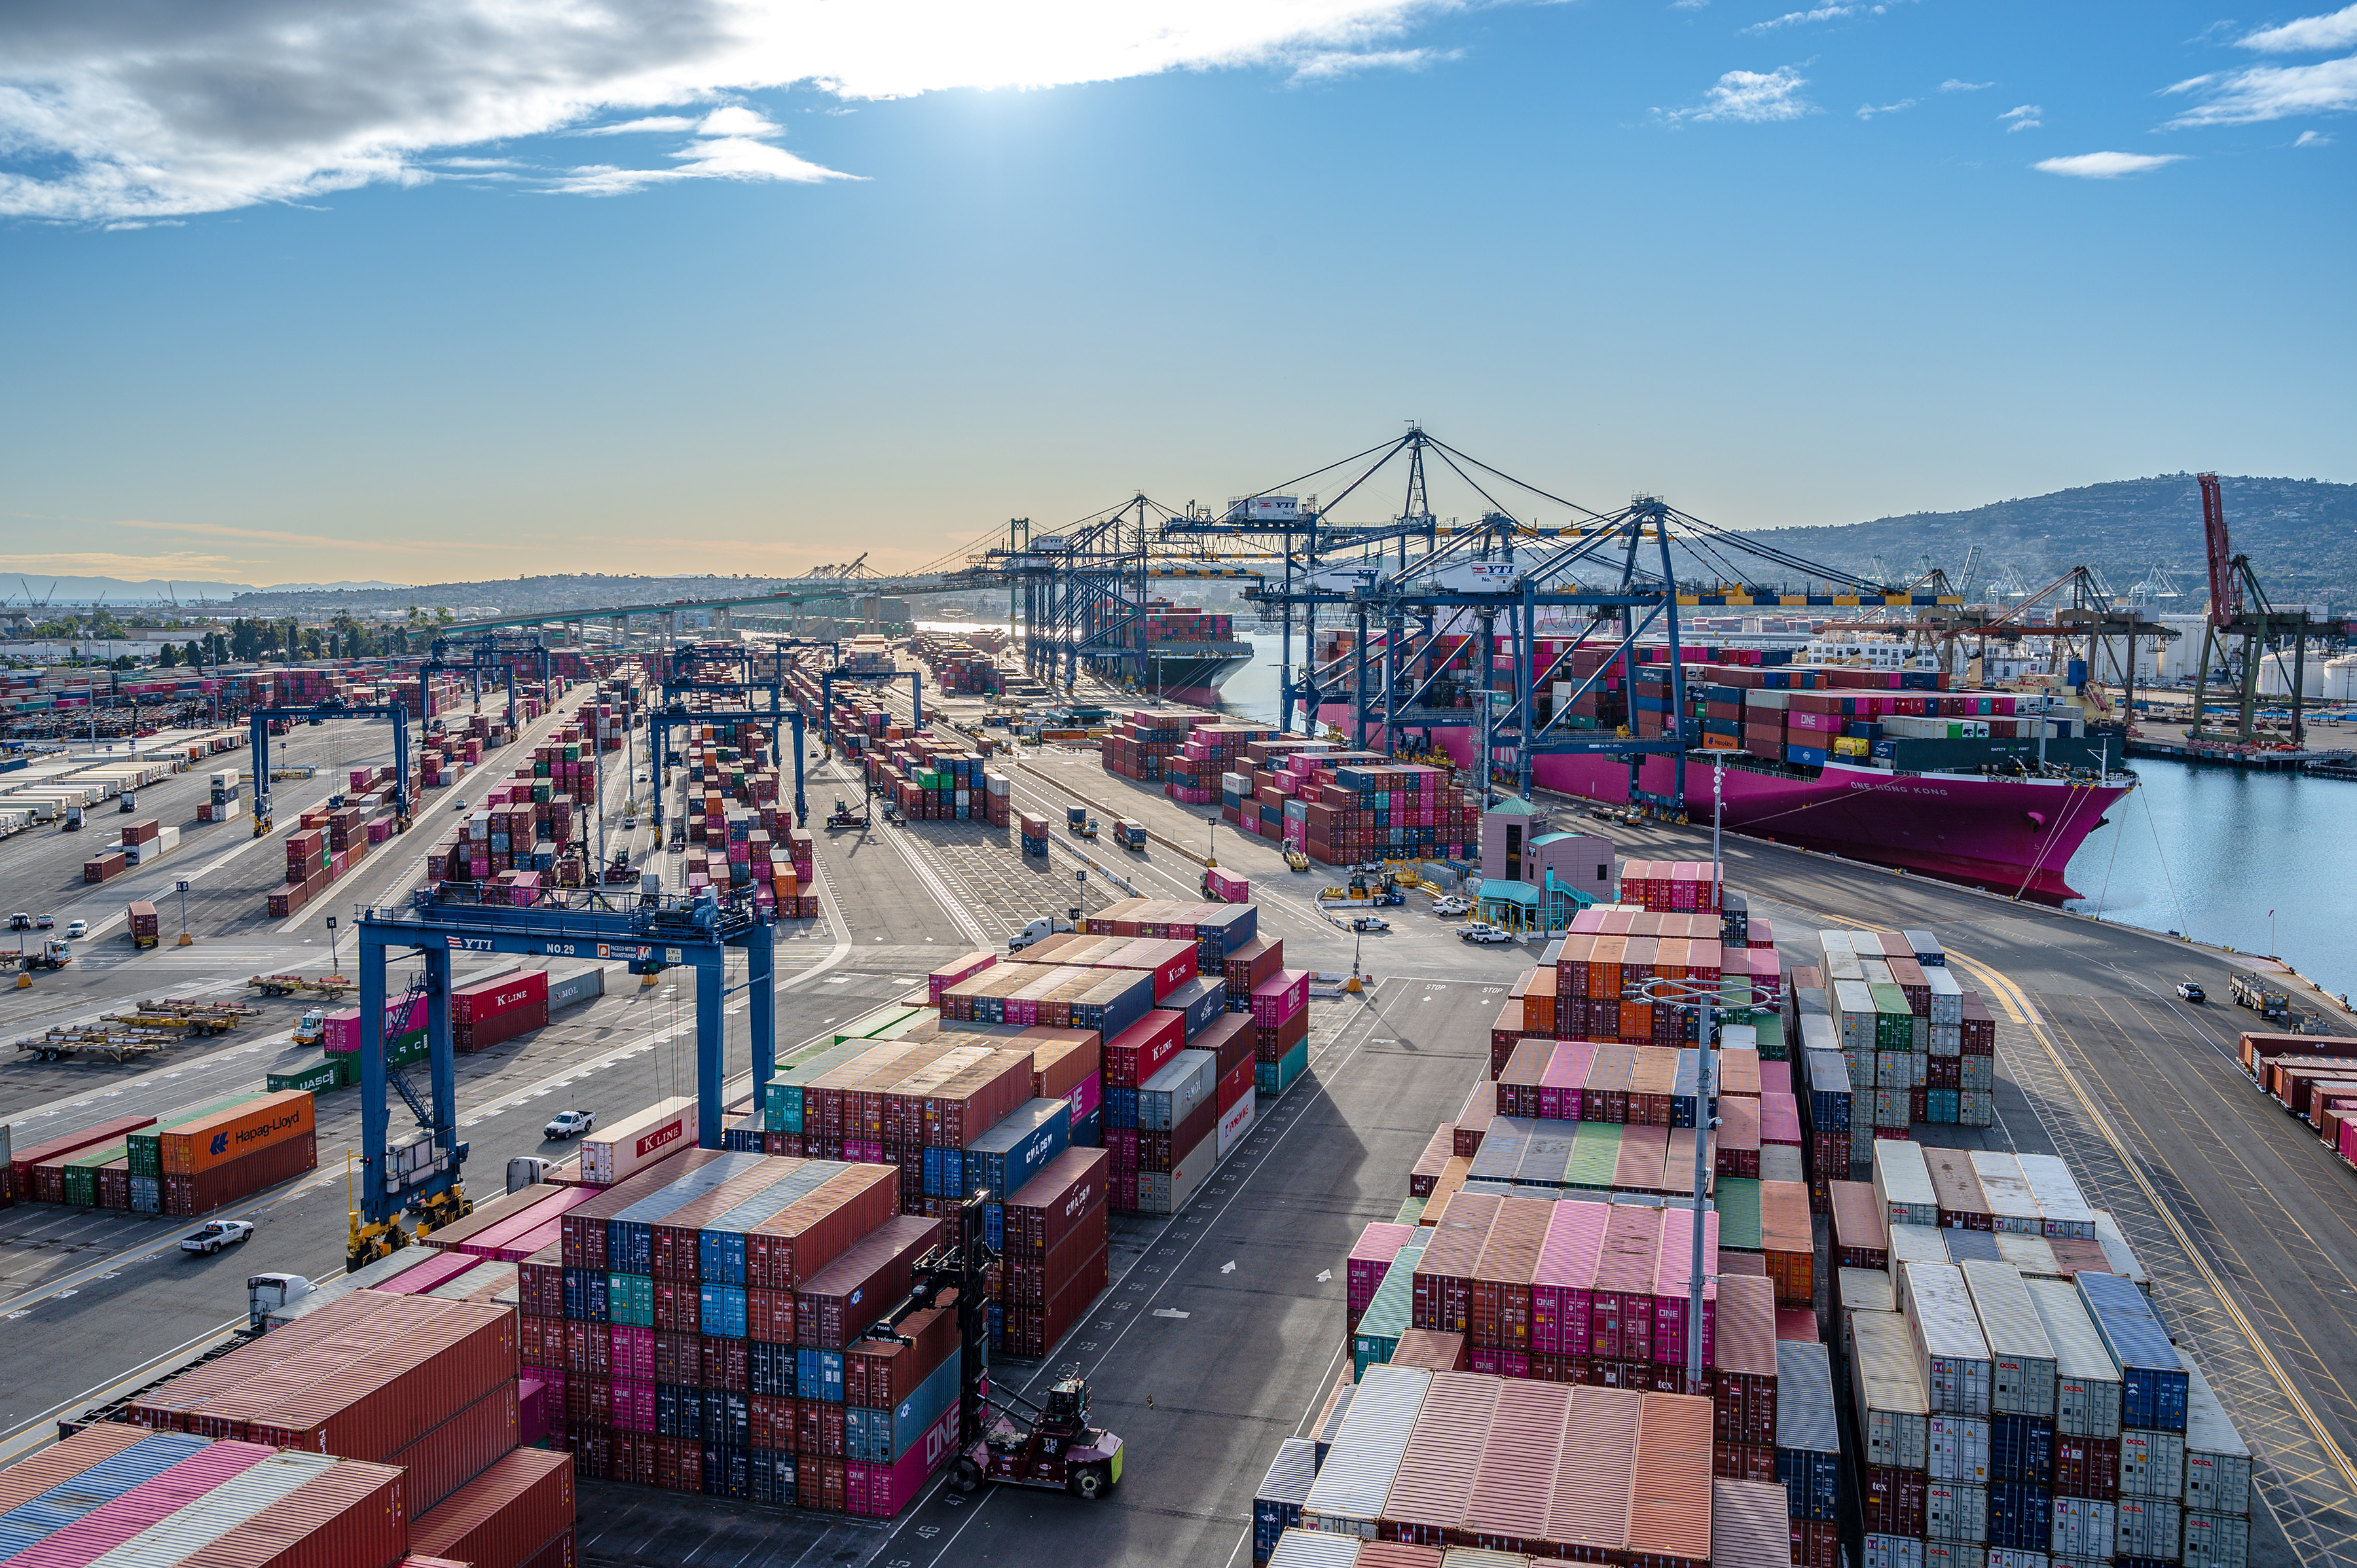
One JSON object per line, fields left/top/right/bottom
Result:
{"left": 1313, "top": 631, "right": 2134, "bottom": 903}
{"left": 1093, "top": 601, "right": 1253, "bottom": 706}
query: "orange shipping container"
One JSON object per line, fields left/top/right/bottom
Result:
{"left": 160, "top": 1089, "right": 316, "bottom": 1176}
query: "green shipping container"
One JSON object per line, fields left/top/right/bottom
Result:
{"left": 1869, "top": 983, "right": 1914, "bottom": 1049}
{"left": 1351, "top": 1237, "right": 1429, "bottom": 1377}
{"left": 1752, "top": 1012, "right": 1787, "bottom": 1061}
{"left": 1716, "top": 1176, "right": 1763, "bottom": 1251}
{"left": 608, "top": 1271, "right": 655, "bottom": 1328}
{"left": 62, "top": 1143, "right": 129, "bottom": 1207}
{"left": 1393, "top": 1194, "right": 1427, "bottom": 1226}
{"left": 267, "top": 1055, "right": 350, "bottom": 1095}
{"left": 1565, "top": 1121, "right": 1622, "bottom": 1190}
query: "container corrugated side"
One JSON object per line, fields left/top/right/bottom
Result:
{"left": 406, "top": 1448, "right": 574, "bottom": 1568}
{"left": 1710, "top": 1478, "right": 1789, "bottom": 1568}
{"left": 1267, "top": 1531, "right": 1363, "bottom": 1567}
{"left": 1252, "top": 1438, "right": 1320, "bottom": 1564}
{"left": 1626, "top": 1389, "right": 1714, "bottom": 1562}
{"left": 2023, "top": 1277, "right": 2123, "bottom": 1440}
{"left": 2013, "top": 1154, "right": 2096, "bottom": 1239}
{"left": 172, "top": 1456, "right": 409, "bottom": 1568}
{"left": 1903, "top": 1262, "right": 1994, "bottom": 1417}
{"left": 1299, "top": 1366, "right": 1431, "bottom": 1538}
{"left": 1961, "top": 1261, "right": 2058, "bottom": 1419}
{"left": 0, "top": 1427, "right": 156, "bottom": 1518}
{"left": 1376, "top": 1372, "right": 1499, "bottom": 1544}
{"left": 2178, "top": 1349, "right": 2251, "bottom": 1518}
{"left": 1461, "top": 1380, "right": 1571, "bottom": 1549}
{"left": 1873, "top": 1133, "right": 1937, "bottom": 1226}
{"left": 0, "top": 1433, "right": 216, "bottom": 1561}
{"left": 1545, "top": 1383, "right": 1640, "bottom": 1553}
{"left": 1852, "top": 1310, "right": 1931, "bottom": 1470}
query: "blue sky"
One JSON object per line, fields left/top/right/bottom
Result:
{"left": 1, "top": 0, "right": 2349, "bottom": 587}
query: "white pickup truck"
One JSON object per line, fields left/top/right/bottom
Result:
{"left": 181, "top": 1219, "right": 253, "bottom": 1255}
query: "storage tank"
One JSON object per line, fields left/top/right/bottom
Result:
{"left": 2323, "top": 655, "right": 2357, "bottom": 703}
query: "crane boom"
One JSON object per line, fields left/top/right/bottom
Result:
{"left": 2199, "top": 472, "right": 2239, "bottom": 628}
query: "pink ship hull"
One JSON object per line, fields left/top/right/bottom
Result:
{"left": 1320, "top": 708, "right": 2129, "bottom": 904}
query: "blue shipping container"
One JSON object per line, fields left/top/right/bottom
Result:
{"left": 966, "top": 1098, "right": 1072, "bottom": 1202}
{"left": 0, "top": 1432, "right": 210, "bottom": 1559}
{"left": 1990, "top": 1414, "right": 2055, "bottom": 1484}
{"left": 845, "top": 1354, "right": 960, "bottom": 1464}
{"left": 1070, "top": 1105, "right": 1104, "bottom": 1148}
{"left": 2078, "top": 1272, "right": 2189, "bottom": 1433}
{"left": 702, "top": 1443, "right": 751, "bottom": 1500}
{"left": 1156, "top": 975, "right": 1227, "bottom": 1040}
{"left": 796, "top": 1347, "right": 845, "bottom": 1402}
{"left": 1104, "top": 1086, "right": 1139, "bottom": 1129}
{"left": 748, "top": 1450, "right": 795, "bottom": 1505}
{"left": 699, "top": 1282, "right": 748, "bottom": 1339}
{"left": 1252, "top": 1438, "right": 1319, "bottom": 1563}
{"left": 1986, "top": 1481, "right": 2053, "bottom": 1550}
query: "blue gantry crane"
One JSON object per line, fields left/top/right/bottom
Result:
{"left": 419, "top": 633, "right": 552, "bottom": 726}
{"left": 248, "top": 701, "right": 412, "bottom": 835}
{"left": 348, "top": 881, "right": 777, "bottom": 1266}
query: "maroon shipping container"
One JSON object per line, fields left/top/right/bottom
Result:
{"left": 1711, "top": 1274, "right": 1780, "bottom": 1448}
{"left": 702, "top": 1335, "right": 750, "bottom": 1393}
{"left": 746, "top": 1164, "right": 900, "bottom": 1290}
{"left": 1021, "top": 1027, "right": 1102, "bottom": 1103}
{"left": 84, "top": 853, "right": 126, "bottom": 884}
{"left": 559, "top": 1148, "right": 734, "bottom": 1270}
{"left": 1002, "top": 1201, "right": 1108, "bottom": 1307}
{"left": 1413, "top": 1192, "right": 1501, "bottom": 1335}
{"left": 1713, "top": 1443, "right": 1778, "bottom": 1484}
{"left": 846, "top": 1303, "right": 960, "bottom": 1409}
{"left": 1222, "top": 936, "right": 1283, "bottom": 996}
{"left": 458, "top": 1000, "right": 549, "bottom": 1053}
{"left": 160, "top": 1131, "right": 318, "bottom": 1216}
{"left": 796, "top": 1400, "right": 847, "bottom": 1457}
{"left": 1590, "top": 1207, "right": 1666, "bottom": 1362}
{"left": 1194, "top": 1012, "right": 1256, "bottom": 1078}
{"left": 1830, "top": 1180, "right": 1890, "bottom": 1269}
{"left": 1001, "top": 1241, "right": 1107, "bottom": 1358}
{"left": 649, "top": 1162, "right": 811, "bottom": 1281}
{"left": 2053, "top": 1434, "right": 2121, "bottom": 1501}
{"left": 519, "top": 1527, "right": 577, "bottom": 1568}
{"left": 1254, "top": 1008, "right": 1309, "bottom": 1062}
{"left": 1410, "top": 1127, "right": 1456, "bottom": 1199}
{"left": 127, "top": 1291, "right": 515, "bottom": 1461}
{"left": 519, "top": 1245, "right": 564, "bottom": 1317}
{"left": 1137, "top": 1095, "right": 1216, "bottom": 1175}
{"left": 454, "top": 969, "right": 548, "bottom": 1024}
{"left": 1468, "top": 1197, "right": 1550, "bottom": 1352}
{"left": 923, "top": 1051, "right": 1033, "bottom": 1148}
{"left": 795, "top": 1215, "right": 944, "bottom": 1349}
{"left": 172, "top": 1458, "right": 411, "bottom": 1568}
{"left": 1455, "top": 1080, "right": 1499, "bottom": 1158}
{"left": 408, "top": 1448, "right": 577, "bottom": 1568}
{"left": 1002, "top": 1147, "right": 1110, "bottom": 1256}
{"left": 1793, "top": 1521, "right": 1840, "bottom": 1568}
{"left": 1863, "top": 1465, "right": 1928, "bottom": 1537}
{"left": 12, "top": 1115, "right": 157, "bottom": 1192}
{"left": 392, "top": 1377, "right": 521, "bottom": 1515}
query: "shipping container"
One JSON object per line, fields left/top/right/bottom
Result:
{"left": 1299, "top": 1366, "right": 1431, "bottom": 1537}
{"left": 2077, "top": 1273, "right": 2187, "bottom": 1434}
{"left": 1852, "top": 1311, "right": 1933, "bottom": 1470}
{"left": 2178, "top": 1349, "right": 2251, "bottom": 1518}
{"left": 1254, "top": 1440, "right": 1320, "bottom": 1563}
{"left": 1905, "top": 1263, "right": 1996, "bottom": 1417}
{"left": 1963, "top": 1261, "right": 2060, "bottom": 1419}
{"left": 579, "top": 1099, "right": 695, "bottom": 1187}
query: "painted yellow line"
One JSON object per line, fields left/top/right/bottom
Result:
{"left": 1952, "top": 949, "right": 2357, "bottom": 1498}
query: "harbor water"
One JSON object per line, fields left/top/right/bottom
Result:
{"left": 1214, "top": 630, "right": 2353, "bottom": 1002}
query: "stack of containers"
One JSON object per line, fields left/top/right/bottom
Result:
{"left": 541, "top": 1148, "right": 984, "bottom": 1511}
{"left": 997, "top": 1148, "right": 1110, "bottom": 1357}
{"left": 151, "top": 1089, "right": 317, "bottom": 1216}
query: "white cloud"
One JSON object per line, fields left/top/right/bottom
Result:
{"left": 2034, "top": 151, "right": 2187, "bottom": 177}
{"left": 2238, "top": 4, "right": 2357, "bottom": 52}
{"left": 2296, "top": 126, "right": 2335, "bottom": 140}
{"left": 0, "top": 1, "right": 1472, "bottom": 222}
{"left": 1998, "top": 102, "right": 2041, "bottom": 131}
{"left": 1672, "top": 0, "right": 1709, "bottom": 9}
{"left": 1939, "top": 79, "right": 1994, "bottom": 92}
{"left": 1288, "top": 46, "right": 1458, "bottom": 84}
{"left": 1855, "top": 98, "right": 1916, "bottom": 119}
{"left": 1660, "top": 65, "right": 1814, "bottom": 122}
{"left": 2165, "top": 54, "right": 2357, "bottom": 122}
{"left": 1744, "top": 5, "right": 1859, "bottom": 33}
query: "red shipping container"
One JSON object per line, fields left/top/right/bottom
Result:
{"left": 744, "top": 1165, "right": 900, "bottom": 1290}
{"left": 160, "top": 1132, "right": 318, "bottom": 1216}
{"left": 1003, "top": 1201, "right": 1108, "bottom": 1307}
{"left": 408, "top": 1448, "right": 577, "bottom": 1568}
{"left": 1002, "top": 1148, "right": 1109, "bottom": 1256}
{"left": 454, "top": 969, "right": 548, "bottom": 1024}
{"left": 1222, "top": 936, "right": 1283, "bottom": 996}
{"left": 845, "top": 1304, "right": 959, "bottom": 1410}
{"left": 1103, "top": 1012, "right": 1184, "bottom": 1090}
{"left": 172, "top": 1457, "right": 411, "bottom": 1568}
{"left": 1001, "top": 1241, "right": 1108, "bottom": 1358}
{"left": 390, "top": 1377, "right": 521, "bottom": 1514}
{"left": 2053, "top": 1434, "right": 2121, "bottom": 1500}
{"left": 1863, "top": 1465, "right": 1928, "bottom": 1537}
{"left": 795, "top": 1216, "right": 943, "bottom": 1349}
{"left": 12, "top": 1115, "right": 157, "bottom": 1192}
{"left": 458, "top": 1000, "right": 548, "bottom": 1053}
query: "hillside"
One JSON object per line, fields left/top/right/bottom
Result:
{"left": 1754, "top": 474, "right": 2356, "bottom": 612}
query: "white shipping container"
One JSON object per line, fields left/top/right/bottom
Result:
{"left": 2179, "top": 1350, "right": 2252, "bottom": 1517}
{"left": 2182, "top": 1510, "right": 2251, "bottom": 1568}
{"left": 581, "top": 1096, "right": 695, "bottom": 1186}
{"left": 1986, "top": 1552, "right": 2049, "bottom": 1568}
{"left": 2013, "top": 1154, "right": 2096, "bottom": 1239}
{"left": 1299, "top": 1364, "right": 1432, "bottom": 1537}
{"left": 2051, "top": 1496, "right": 2116, "bottom": 1561}
{"left": 1216, "top": 1088, "right": 1255, "bottom": 1160}
{"left": 1891, "top": 1224, "right": 1950, "bottom": 1292}
{"left": 1994, "top": 1233, "right": 2065, "bottom": 1280}
{"left": 1928, "top": 1482, "right": 1990, "bottom": 1544}
{"left": 2115, "top": 1497, "right": 2182, "bottom": 1561}
{"left": 2094, "top": 1211, "right": 2151, "bottom": 1288}
{"left": 1969, "top": 1152, "right": 2044, "bottom": 1235}
{"left": 1876, "top": 1140, "right": 1940, "bottom": 1228}
{"left": 1962, "top": 1260, "right": 2060, "bottom": 1418}
{"left": 1927, "top": 967, "right": 1965, "bottom": 1024}
{"left": 1268, "top": 1531, "right": 1361, "bottom": 1567}
{"left": 1820, "top": 930, "right": 1857, "bottom": 958}
{"left": 1929, "top": 1413, "right": 1992, "bottom": 1484}
{"left": 2024, "top": 1277, "right": 2124, "bottom": 1439}
{"left": 1925, "top": 1544, "right": 1986, "bottom": 1568}
{"left": 2121, "top": 1427, "right": 2188, "bottom": 1500}
{"left": 1905, "top": 1262, "right": 1996, "bottom": 1417}
{"left": 1135, "top": 1124, "right": 1218, "bottom": 1216}
{"left": 1865, "top": 1536, "right": 1929, "bottom": 1568}
{"left": 1852, "top": 1310, "right": 1932, "bottom": 1469}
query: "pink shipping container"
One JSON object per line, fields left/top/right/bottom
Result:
{"left": 926, "top": 952, "right": 996, "bottom": 1005}
{"left": 1650, "top": 1205, "right": 1721, "bottom": 1369}
{"left": 1531, "top": 1201, "right": 1611, "bottom": 1357}
{"left": 1251, "top": 970, "right": 1311, "bottom": 1027}
{"left": 1348, "top": 1222, "right": 1417, "bottom": 1330}
{"left": 378, "top": 1250, "right": 485, "bottom": 1294}
{"left": 1539, "top": 1041, "right": 1598, "bottom": 1121}
{"left": 323, "top": 993, "right": 431, "bottom": 1053}
{"left": 844, "top": 1398, "right": 961, "bottom": 1516}
{"left": 1760, "top": 1093, "right": 1803, "bottom": 1148}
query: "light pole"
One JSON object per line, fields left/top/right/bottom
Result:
{"left": 1623, "top": 973, "right": 1721, "bottom": 1391}
{"left": 175, "top": 879, "right": 192, "bottom": 946}
{"left": 1205, "top": 816, "right": 1218, "bottom": 868}
{"left": 325, "top": 915, "right": 340, "bottom": 977}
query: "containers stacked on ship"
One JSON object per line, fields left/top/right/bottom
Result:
{"left": 530, "top": 1147, "right": 976, "bottom": 1512}
{"left": 115, "top": 1288, "right": 576, "bottom": 1568}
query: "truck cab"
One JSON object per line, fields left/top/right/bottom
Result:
{"left": 247, "top": 1272, "right": 312, "bottom": 1331}
{"left": 1008, "top": 915, "right": 1074, "bottom": 953}
{"left": 292, "top": 1008, "right": 328, "bottom": 1046}
{"left": 119, "top": 792, "right": 137, "bottom": 813}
